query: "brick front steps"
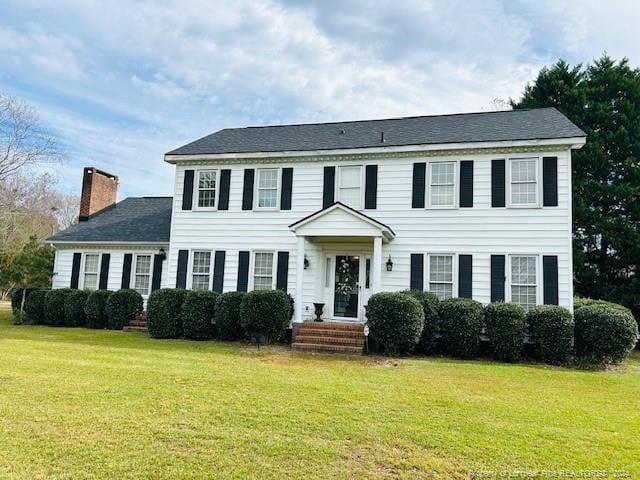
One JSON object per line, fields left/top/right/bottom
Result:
{"left": 292, "top": 321, "right": 364, "bottom": 355}
{"left": 123, "top": 315, "right": 148, "bottom": 333}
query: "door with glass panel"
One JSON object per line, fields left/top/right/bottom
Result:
{"left": 333, "top": 255, "right": 360, "bottom": 319}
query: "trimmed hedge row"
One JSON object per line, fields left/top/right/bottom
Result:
{"left": 485, "top": 302, "right": 526, "bottom": 362}
{"left": 366, "top": 292, "right": 424, "bottom": 355}
{"left": 528, "top": 305, "right": 574, "bottom": 364}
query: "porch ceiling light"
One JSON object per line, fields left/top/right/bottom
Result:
{"left": 386, "top": 255, "right": 393, "bottom": 272}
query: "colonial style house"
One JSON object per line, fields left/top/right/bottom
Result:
{"left": 49, "top": 108, "right": 586, "bottom": 348}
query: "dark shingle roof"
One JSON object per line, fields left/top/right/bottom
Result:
{"left": 48, "top": 197, "right": 172, "bottom": 243}
{"left": 167, "top": 107, "right": 585, "bottom": 156}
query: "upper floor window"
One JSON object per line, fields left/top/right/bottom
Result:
{"left": 338, "top": 165, "right": 362, "bottom": 209}
{"left": 83, "top": 253, "right": 100, "bottom": 290}
{"left": 253, "top": 252, "right": 274, "bottom": 290}
{"left": 510, "top": 159, "right": 538, "bottom": 206}
{"left": 257, "top": 168, "right": 278, "bottom": 208}
{"left": 197, "top": 170, "right": 217, "bottom": 208}
{"left": 428, "top": 254, "right": 454, "bottom": 300}
{"left": 134, "top": 254, "right": 152, "bottom": 296}
{"left": 429, "top": 162, "right": 455, "bottom": 207}
{"left": 191, "top": 251, "right": 211, "bottom": 290}
{"left": 510, "top": 255, "right": 537, "bottom": 311}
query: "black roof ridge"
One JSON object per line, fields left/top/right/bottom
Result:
{"left": 236, "top": 107, "right": 557, "bottom": 130}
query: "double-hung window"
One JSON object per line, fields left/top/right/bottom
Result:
{"left": 134, "top": 254, "right": 152, "bottom": 296}
{"left": 197, "top": 170, "right": 217, "bottom": 208}
{"left": 257, "top": 168, "right": 278, "bottom": 208}
{"left": 510, "top": 158, "right": 538, "bottom": 206}
{"left": 429, "top": 161, "right": 455, "bottom": 207}
{"left": 338, "top": 165, "right": 362, "bottom": 209}
{"left": 429, "top": 254, "right": 454, "bottom": 299}
{"left": 191, "top": 251, "right": 211, "bottom": 290}
{"left": 83, "top": 253, "right": 100, "bottom": 290}
{"left": 510, "top": 255, "right": 537, "bottom": 311}
{"left": 253, "top": 252, "right": 274, "bottom": 290}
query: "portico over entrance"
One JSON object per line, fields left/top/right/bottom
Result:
{"left": 289, "top": 202, "right": 395, "bottom": 323}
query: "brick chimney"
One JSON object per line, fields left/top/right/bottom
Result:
{"left": 79, "top": 167, "right": 118, "bottom": 221}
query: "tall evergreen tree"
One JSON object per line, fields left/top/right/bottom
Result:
{"left": 513, "top": 56, "right": 640, "bottom": 306}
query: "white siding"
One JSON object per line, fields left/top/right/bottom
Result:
{"left": 167, "top": 149, "right": 574, "bottom": 317}
{"left": 52, "top": 245, "right": 169, "bottom": 300}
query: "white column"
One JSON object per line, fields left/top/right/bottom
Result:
{"left": 372, "top": 236, "right": 383, "bottom": 293}
{"left": 295, "top": 235, "right": 305, "bottom": 322}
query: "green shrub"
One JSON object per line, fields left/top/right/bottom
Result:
{"left": 574, "top": 304, "right": 639, "bottom": 365}
{"left": 182, "top": 290, "right": 219, "bottom": 340}
{"left": 44, "top": 288, "right": 73, "bottom": 326}
{"left": 527, "top": 305, "right": 574, "bottom": 364}
{"left": 11, "top": 288, "right": 35, "bottom": 323}
{"left": 84, "top": 290, "right": 113, "bottom": 329}
{"left": 147, "top": 288, "right": 188, "bottom": 338}
{"left": 366, "top": 292, "right": 424, "bottom": 356}
{"left": 64, "top": 290, "right": 91, "bottom": 327}
{"left": 401, "top": 290, "right": 439, "bottom": 354}
{"left": 24, "top": 288, "right": 48, "bottom": 324}
{"left": 106, "top": 289, "right": 143, "bottom": 330}
{"left": 240, "top": 290, "right": 291, "bottom": 344}
{"left": 573, "top": 297, "right": 632, "bottom": 315}
{"left": 439, "top": 298, "right": 484, "bottom": 358}
{"left": 484, "top": 302, "right": 526, "bottom": 362}
{"left": 215, "top": 292, "right": 246, "bottom": 340}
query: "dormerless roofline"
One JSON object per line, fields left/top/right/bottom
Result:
{"left": 164, "top": 137, "right": 586, "bottom": 164}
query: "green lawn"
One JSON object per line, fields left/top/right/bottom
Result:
{"left": 0, "top": 304, "right": 638, "bottom": 479}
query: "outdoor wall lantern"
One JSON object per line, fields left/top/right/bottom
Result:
{"left": 386, "top": 255, "right": 393, "bottom": 271}
{"left": 159, "top": 248, "right": 167, "bottom": 261}
{"left": 304, "top": 254, "right": 310, "bottom": 269}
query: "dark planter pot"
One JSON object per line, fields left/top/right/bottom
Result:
{"left": 313, "top": 302, "right": 324, "bottom": 322}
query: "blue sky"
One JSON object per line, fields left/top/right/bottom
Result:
{"left": 1, "top": 0, "right": 638, "bottom": 198}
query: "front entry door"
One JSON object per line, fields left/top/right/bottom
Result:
{"left": 333, "top": 255, "right": 360, "bottom": 319}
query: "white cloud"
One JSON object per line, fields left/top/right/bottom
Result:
{"left": 0, "top": 0, "right": 638, "bottom": 197}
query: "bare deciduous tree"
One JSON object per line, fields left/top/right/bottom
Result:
{"left": 0, "top": 93, "right": 64, "bottom": 180}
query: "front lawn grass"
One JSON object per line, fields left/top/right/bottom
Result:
{"left": 0, "top": 303, "right": 638, "bottom": 479}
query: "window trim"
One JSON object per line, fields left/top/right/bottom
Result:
{"left": 336, "top": 164, "right": 364, "bottom": 210}
{"left": 131, "top": 253, "right": 155, "bottom": 298}
{"left": 506, "top": 254, "right": 541, "bottom": 309}
{"left": 187, "top": 249, "right": 213, "bottom": 290}
{"left": 426, "top": 252, "right": 457, "bottom": 300}
{"left": 80, "top": 252, "right": 102, "bottom": 290}
{"left": 426, "top": 160, "right": 458, "bottom": 209}
{"left": 507, "top": 156, "right": 542, "bottom": 208}
{"left": 249, "top": 250, "right": 277, "bottom": 291}
{"left": 193, "top": 169, "right": 220, "bottom": 211}
{"left": 254, "top": 167, "right": 281, "bottom": 210}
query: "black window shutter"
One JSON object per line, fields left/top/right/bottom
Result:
{"left": 410, "top": 254, "right": 424, "bottom": 290}
{"left": 237, "top": 251, "right": 250, "bottom": 292}
{"left": 364, "top": 164, "right": 378, "bottom": 209}
{"left": 182, "top": 170, "right": 194, "bottom": 210}
{"left": 218, "top": 169, "right": 231, "bottom": 210}
{"left": 459, "top": 160, "right": 474, "bottom": 208}
{"left": 280, "top": 168, "right": 293, "bottom": 210}
{"left": 491, "top": 160, "right": 505, "bottom": 208}
{"left": 543, "top": 255, "right": 559, "bottom": 305}
{"left": 99, "top": 254, "right": 110, "bottom": 290}
{"left": 412, "top": 163, "right": 426, "bottom": 208}
{"left": 458, "top": 254, "right": 473, "bottom": 298}
{"left": 121, "top": 253, "right": 132, "bottom": 289}
{"left": 490, "top": 255, "right": 506, "bottom": 302}
{"left": 242, "top": 169, "right": 255, "bottom": 210}
{"left": 543, "top": 157, "right": 558, "bottom": 207}
{"left": 213, "top": 250, "right": 226, "bottom": 293}
{"left": 151, "top": 254, "right": 163, "bottom": 291}
{"left": 322, "top": 166, "right": 335, "bottom": 208}
{"left": 176, "top": 250, "right": 189, "bottom": 289}
{"left": 70, "top": 253, "right": 82, "bottom": 289}
{"left": 275, "top": 251, "right": 290, "bottom": 291}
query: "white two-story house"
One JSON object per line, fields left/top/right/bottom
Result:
{"left": 49, "top": 108, "right": 586, "bottom": 328}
